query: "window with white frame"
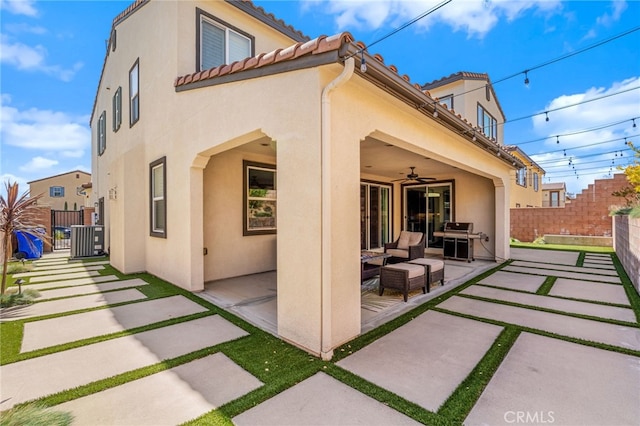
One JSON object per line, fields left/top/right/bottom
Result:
{"left": 129, "top": 59, "right": 139, "bottom": 126}
{"left": 244, "top": 161, "right": 276, "bottom": 235}
{"left": 50, "top": 186, "right": 64, "bottom": 197}
{"left": 516, "top": 167, "right": 527, "bottom": 187}
{"left": 439, "top": 94, "right": 453, "bottom": 110}
{"left": 477, "top": 104, "right": 497, "bottom": 141}
{"left": 533, "top": 172, "right": 539, "bottom": 191}
{"left": 197, "top": 9, "right": 252, "bottom": 71}
{"left": 150, "top": 157, "right": 166, "bottom": 237}
{"left": 112, "top": 86, "right": 122, "bottom": 132}
{"left": 97, "top": 111, "right": 106, "bottom": 155}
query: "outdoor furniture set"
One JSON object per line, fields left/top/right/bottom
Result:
{"left": 361, "top": 231, "right": 446, "bottom": 302}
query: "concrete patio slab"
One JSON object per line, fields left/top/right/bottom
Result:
{"left": 21, "top": 295, "right": 208, "bottom": 352}
{"left": 503, "top": 265, "right": 621, "bottom": 284}
{"left": 465, "top": 333, "right": 640, "bottom": 426}
{"left": 337, "top": 311, "right": 503, "bottom": 412}
{"left": 510, "top": 248, "right": 579, "bottom": 265}
{"left": 549, "top": 278, "right": 631, "bottom": 306}
{"left": 14, "top": 265, "right": 104, "bottom": 278}
{"left": 30, "top": 261, "right": 110, "bottom": 271}
{"left": 36, "top": 278, "right": 148, "bottom": 300}
{"left": 28, "top": 270, "right": 101, "bottom": 283}
{"left": 476, "top": 270, "right": 546, "bottom": 293}
{"left": 56, "top": 353, "right": 263, "bottom": 426}
{"left": 0, "top": 289, "right": 147, "bottom": 321}
{"left": 510, "top": 260, "right": 619, "bottom": 276}
{"left": 0, "top": 315, "right": 248, "bottom": 410}
{"left": 461, "top": 285, "right": 636, "bottom": 323}
{"left": 233, "top": 372, "right": 422, "bottom": 425}
{"left": 582, "top": 262, "right": 616, "bottom": 270}
{"left": 22, "top": 275, "right": 119, "bottom": 291}
{"left": 438, "top": 296, "right": 640, "bottom": 351}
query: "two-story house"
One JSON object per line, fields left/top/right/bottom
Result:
{"left": 91, "top": 0, "right": 524, "bottom": 358}
{"left": 504, "top": 146, "right": 545, "bottom": 207}
{"left": 542, "top": 182, "right": 568, "bottom": 207}
{"left": 28, "top": 170, "right": 91, "bottom": 211}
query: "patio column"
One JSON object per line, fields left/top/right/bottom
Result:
{"left": 187, "top": 155, "right": 209, "bottom": 292}
{"left": 494, "top": 179, "right": 510, "bottom": 261}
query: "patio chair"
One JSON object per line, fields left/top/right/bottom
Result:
{"left": 384, "top": 231, "right": 425, "bottom": 264}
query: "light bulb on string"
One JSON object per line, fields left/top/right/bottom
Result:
{"left": 524, "top": 71, "right": 530, "bottom": 87}
{"left": 563, "top": 149, "right": 566, "bottom": 156}
{"left": 360, "top": 51, "right": 367, "bottom": 73}
{"left": 545, "top": 112, "right": 549, "bottom": 122}
{"left": 556, "top": 136, "right": 559, "bottom": 144}
{"left": 433, "top": 101, "right": 438, "bottom": 118}
{"left": 633, "top": 118, "right": 637, "bottom": 128}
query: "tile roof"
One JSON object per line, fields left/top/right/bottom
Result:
{"left": 542, "top": 182, "right": 566, "bottom": 190}
{"left": 422, "top": 71, "right": 490, "bottom": 89}
{"left": 504, "top": 145, "right": 545, "bottom": 173}
{"left": 27, "top": 170, "right": 91, "bottom": 185}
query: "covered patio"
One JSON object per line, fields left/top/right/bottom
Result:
{"left": 197, "top": 257, "right": 497, "bottom": 337}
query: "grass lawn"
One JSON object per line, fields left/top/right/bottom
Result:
{"left": 510, "top": 241, "right": 614, "bottom": 253}
{"left": 1, "top": 249, "right": 638, "bottom": 425}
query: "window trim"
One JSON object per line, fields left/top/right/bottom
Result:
{"left": 533, "top": 172, "right": 539, "bottom": 192}
{"left": 97, "top": 110, "right": 106, "bottom": 156}
{"left": 149, "top": 156, "right": 167, "bottom": 238}
{"left": 129, "top": 59, "right": 140, "bottom": 127}
{"left": 477, "top": 103, "right": 497, "bottom": 141}
{"left": 550, "top": 191, "right": 560, "bottom": 207}
{"left": 243, "top": 160, "right": 276, "bottom": 236}
{"left": 439, "top": 94, "right": 453, "bottom": 111}
{"left": 196, "top": 8, "right": 255, "bottom": 72}
{"left": 50, "top": 186, "right": 65, "bottom": 197}
{"left": 112, "top": 86, "right": 122, "bottom": 132}
{"left": 516, "top": 167, "right": 527, "bottom": 187}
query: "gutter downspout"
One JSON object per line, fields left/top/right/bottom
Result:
{"left": 320, "top": 57, "right": 355, "bottom": 360}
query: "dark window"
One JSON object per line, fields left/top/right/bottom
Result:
{"left": 112, "top": 86, "right": 122, "bottom": 132}
{"left": 150, "top": 157, "right": 166, "bottom": 237}
{"left": 97, "top": 111, "right": 106, "bottom": 155}
{"left": 97, "top": 197, "right": 104, "bottom": 225}
{"left": 129, "top": 59, "right": 139, "bottom": 126}
{"left": 196, "top": 8, "right": 253, "bottom": 71}
{"left": 50, "top": 186, "right": 64, "bottom": 197}
{"left": 477, "top": 104, "right": 497, "bottom": 141}
{"left": 243, "top": 160, "right": 276, "bottom": 236}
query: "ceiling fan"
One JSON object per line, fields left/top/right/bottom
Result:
{"left": 391, "top": 167, "right": 435, "bottom": 184}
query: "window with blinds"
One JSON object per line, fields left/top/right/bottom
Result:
{"left": 199, "top": 12, "right": 251, "bottom": 71}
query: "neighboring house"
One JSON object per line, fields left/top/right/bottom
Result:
{"left": 542, "top": 182, "right": 567, "bottom": 207}
{"left": 505, "top": 146, "right": 545, "bottom": 208}
{"left": 28, "top": 170, "right": 91, "bottom": 211}
{"left": 91, "top": 0, "right": 524, "bottom": 358}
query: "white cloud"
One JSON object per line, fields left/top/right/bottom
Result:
{"left": 4, "top": 23, "right": 47, "bottom": 35}
{"left": 0, "top": 0, "right": 37, "bottom": 16}
{"left": 302, "top": 0, "right": 562, "bottom": 38}
{"left": 19, "top": 156, "right": 59, "bottom": 172}
{"left": 0, "top": 173, "right": 29, "bottom": 190}
{"left": 596, "top": 0, "right": 627, "bottom": 27}
{"left": 1, "top": 98, "right": 91, "bottom": 154}
{"left": 0, "top": 34, "right": 84, "bottom": 81}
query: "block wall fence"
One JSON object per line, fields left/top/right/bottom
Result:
{"left": 614, "top": 215, "right": 640, "bottom": 292}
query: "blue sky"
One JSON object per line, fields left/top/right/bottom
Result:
{"left": 1, "top": 0, "right": 639, "bottom": 196}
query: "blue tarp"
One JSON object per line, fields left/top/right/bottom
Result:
{"left": 15, "top": 231, "right": 44, "bottom": 259}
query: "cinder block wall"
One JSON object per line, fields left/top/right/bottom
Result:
{"left": 510, "top": 174, "right": 629, "bottom": 242}
{"left": 614, "top": 215, "right": 640, "bottom": 292}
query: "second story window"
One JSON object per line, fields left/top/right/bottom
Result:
{"left": 440, "top": 95, "right": 453, "bottom": 110}
{"left": 477, "top": 104, "right": 497, "bottom": 141}
{"left": 112, "top": 86, "right": 122, "bottom": 132}
{"left": 129, "top": 59, "right": 139, "bottom": 126}
{"left": 516, "top": 167, "right": 527, "bottom": 187}
{"left": 197, "top": 9, "right": 252, "bottom": 71}
{"left": 533, "top": 172, "right": 539, "bottom": 191}
{"left": 50, "top": 186, "right": 64, "bottom": 197}
{"left": 98, "top": 111, "right": 106, "bottom": 156}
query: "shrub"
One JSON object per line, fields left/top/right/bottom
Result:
{"left": 0, "top": 403, "right": 73, "bottom": 426}
{"left": 0, "top": 288, "right": 40, "bottom": 307}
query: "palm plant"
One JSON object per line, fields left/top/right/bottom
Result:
{"left": 1, "top": 181, "right": 48, "bottom": 295}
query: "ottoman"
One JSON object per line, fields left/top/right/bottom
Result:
{"left": 408, "top": 258, "right": 445, "bottom": 291}
{"left": 379, "top": 262, "right": 426, "bottom": 302}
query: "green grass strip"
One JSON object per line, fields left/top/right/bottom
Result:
{"left": 576, "top": 251, "right": 586, "bottom": 267}
{"left": 536, "top": 276, "right": 557, "bottom": 295}
{"left": 611, "top": 252, "right": 640, "bottom": 324}
{"left": 438, "top": 326, "right": 521, "bottom": 424}
{"left": 510, "top": 243, "right": 614, "bottom": 253}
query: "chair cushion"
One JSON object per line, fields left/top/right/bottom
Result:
{"left": 407, "top": 232, "right": 423, "bottom": 246}
{"left": 383, "top": 263, "right": 424, "bottom": 279}
{"left": 396, "top": 231, "right": 412, "bottom": 249}
{"left": 386, "top": 249, "right": 409, "bottom": 258}
{"left": 409, "top": 258, "right": 444, "bottom": 272}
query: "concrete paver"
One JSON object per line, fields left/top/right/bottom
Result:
{"left": 582, "top": 262, "right": 616, "bottom": 270}
{"left": 21, "top": 295, "right": 208, "bottom": 352}
{"left": 465, "top": 333, "right": 640, "bottom": 426}
{"left": 23, "top": 275, "right": 119, "bottom": 291}
{"left": 233, "top": 372, "right": 422, "bottom": 425}
{"left": 36, "top": 278, "right": 148, "bottom": 300}
{"left": 549, "top": 278, "right": 631, "bottom": 306}
{"left": 0, "top": 289, "right": 147, "bottom": 321}
{"left": 511, "top": 260, "right": 619, "bottom": 276}
{"left": 30, "top": 261, "right": 110, "bottom": 271}
{"left": 56, "top": 353, "right": 263, "bottom": 426}
{"left": 438, "top": 296, "right": 640, "bottom": 351}
{"left": 28, "top": 270, "right": 101, "bottom": 283}
{"left": 503, "top": 265, "right": 621, "bottom": 284}
{"left": 461, "top": 285, "right": 636, "bottom": 323}
{"left": 510, "top": 248, "right": 579, "bottom": 265}
{"left": 0, "top": 315, "right": 248, "bottom": 409}
{"left": 14, "top": 265, "right": 104, "bottom": 278}
{"left": 337, "top": 311, "right": 503, "bottom": 412}
{"left": 476, "top": 270, "right": 546, "bottom": 293}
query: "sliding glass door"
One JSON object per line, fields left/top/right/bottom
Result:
{"left": 404, "top": 183, "right": 452, "bottom": 249}
{"left": 360, "top": 183, "right": 391, "bottom": 250}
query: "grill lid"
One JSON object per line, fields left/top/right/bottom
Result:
{"left": 444, "top": 222, "right": 473, "bottom": 232}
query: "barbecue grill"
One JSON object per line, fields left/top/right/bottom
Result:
{"left": 432, "top": 222, "right": 480, "bottom": 262}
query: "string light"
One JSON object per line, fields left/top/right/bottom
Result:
{"left": 433, "top": 101, "right": 438, "bottom": 118}
{"left": 634, "top": 118, "right": 637, "bottom": 128}
{"left": 360, "top": 51, "right": 367, "bottom": 73}
{"left": 545, "top": 112, "right": 549, "bottom": 122}
{"left": 556, "top": 135, "right": 559, "bottom": 144}
{"left": 524, "top": 70, "right": 530, "bottom": 87}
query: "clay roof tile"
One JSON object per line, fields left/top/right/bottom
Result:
{"left": 276, "top": 42, "right": 303, "bottom": 63}
{"left": 315, "top": 32, "right": 353, "bottom": 54}
{"left": 257, "top": 48, "right": 282, "bottom": 68}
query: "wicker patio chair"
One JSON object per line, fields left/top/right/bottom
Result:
{"left": 384, "top": 231, "right": 425, "bottom": 264}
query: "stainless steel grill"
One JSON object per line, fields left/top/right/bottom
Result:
{"left": 433, "top": 222, "right": 479, "bottom": 262}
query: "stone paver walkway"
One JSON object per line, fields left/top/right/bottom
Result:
{"left": 549, "top": 278, "right": 630, "bottom": 305}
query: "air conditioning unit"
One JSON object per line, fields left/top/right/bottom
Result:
{"left": 70, "top": 225, "right": 104, "bottom": 258}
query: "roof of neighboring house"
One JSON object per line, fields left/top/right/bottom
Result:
{"left": 504, "top": 145, "right": 545, "bottom": 173}
{"left": 27, "top": 170, "right": 91, "bottom": 185}
{"left": 542, "top": 182, "right": 566, "bottom": 191}
{"left": 174, "top": 34, "right": 525, "bottom": 170}
{"left": 422, "top": 71, "right": 507, "bottom": 121}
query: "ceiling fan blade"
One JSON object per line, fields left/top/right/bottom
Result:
{"left": 417, "top": 177, "right": 436, "bottom": 183}
{"left": 390, "top": 177, "right": 407, "bottom": 182}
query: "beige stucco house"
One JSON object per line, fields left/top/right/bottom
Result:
{"left": 90, "top": 0, "right": 524, "bottom": 358}
{"left": 28, "top": 170, "right": 91, "bottom": 211}
{"left": 505, "top": 146, "right": 545, "bottom": 208}
{"left": 542, "top": 182, "right": 568, "bottom": 207}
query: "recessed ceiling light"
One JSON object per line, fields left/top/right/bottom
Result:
{"left": 365, "top": 165, "right": 372, "bottom": 168}
{"left": 385, "top": 144, "right": 393, "bottom": 147}
{"left": 260, "top": 143, "right": 269, "bottom": 147}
